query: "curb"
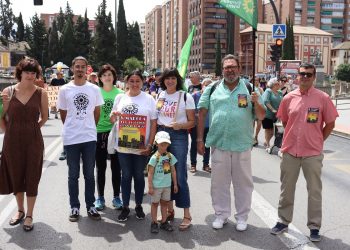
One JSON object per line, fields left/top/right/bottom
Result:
{"left": 332, "top": 129, "right": 350, "bottom": 139}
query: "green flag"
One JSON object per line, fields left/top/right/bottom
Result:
{"left": 177, "top": 25, "right": 196, "bottom": 83}
{"left": 218, "top": 0, "right": 258, "bottom": 30}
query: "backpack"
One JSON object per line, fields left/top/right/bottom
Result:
{"left": 209, "top": 79, "right": 252, "bottom": 99}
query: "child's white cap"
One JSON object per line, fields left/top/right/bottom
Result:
{"left": 155, "top": 131, "right": 171, "bottom": 144}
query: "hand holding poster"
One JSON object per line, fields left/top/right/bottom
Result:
{"left": 45, "top": 86, "right": 60, "bottom": 108}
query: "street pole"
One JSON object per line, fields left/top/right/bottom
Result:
{"left": 115, "top": 0, "right": 118, "bottom": 39}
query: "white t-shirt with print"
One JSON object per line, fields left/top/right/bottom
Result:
{"left": 112, "top": 91, "right": 157, "bottom": 154}
{"left": 57, "top": 81, "right": 104, "bottom": 145}
{"left": 156, "top": 90, "right": 195, "bottom": 126}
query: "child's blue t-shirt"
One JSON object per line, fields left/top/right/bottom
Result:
{"left": 148, "top": 152, "right": 177, "bottom": 188}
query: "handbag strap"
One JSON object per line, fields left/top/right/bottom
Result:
{"left": 172, "top": 91, "right": 182, "bottom": 123}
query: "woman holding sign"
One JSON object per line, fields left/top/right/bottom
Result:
{"left": 110, "top": 70, "right": 157, "bottom": 222}
{"left": 156, "top": 68, "right": 195, "bottom": 230}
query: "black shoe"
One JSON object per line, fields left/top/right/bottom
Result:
{"left": 69, "top": 208, "right": 80, "bottom": 222}
{"left": 118, "top": 207, "right": 130, "bottom": 222}
{"left": 310, "top": 229, "right": 321, "bottom": 242}
{"left": 87, "top": 207, "right": 101, "bottom": 220}
{"left": 59, "top": 152, "right": 66, "bottom": 161}
{"left": 135, "top": 205, "right": 145, "bottom": 220}
{"left": 160, "top": 221, "right": 174, "bottom": 232}
{"left": 270, "top": 222, "right": 288, "bottom": 235}
{"left": 151, "top": 222, "right": 159, "bottom": 233}
{"left": 9, "top": 210, "right": 25, "bottom": 226}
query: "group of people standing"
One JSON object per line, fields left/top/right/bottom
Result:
{"left": 0, "top": 54, "right": 338, "bottom": 243}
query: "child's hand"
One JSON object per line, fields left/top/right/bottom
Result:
{"left": 148, "top": 187, "right": 154, "bottom": 195}
{"left": 173, "top": 185, "right": 178, "bottom": 194}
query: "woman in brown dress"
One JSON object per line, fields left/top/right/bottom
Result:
{"left": 0, "top": 57, "right": 48, "bottom": 231}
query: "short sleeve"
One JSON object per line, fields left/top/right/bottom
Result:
{"left": 185, "top": 92, "right": 195, "bottom": 110}
{"left": 148, "top": 155, "right": 157, "bottom": 167}
{"left": 148, "top": 95, "right": 158, "bottom": 120}
{"left": 276, "top": 98, "right": 289, "bottom": 122}
{"left": 57, "top": 87, "right": 67, "bottom": 110}
{"left": 170, "top": 153, "right": 177, "bottom": 166}
{"left": 322, "top": 95, "right": 339, "bottom": 124}
{"left": 95, "top": 88, "right": 105, "bottom": 106}
{"left": 198, "top": 83, "right": 212, "bottom": 110}
{"left": 262, "top": 89, "right": 271, "bottom": 104}
{"left": 110, "top": 94, "right": 123, "bottom": 117}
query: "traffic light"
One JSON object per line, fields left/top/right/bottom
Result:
{"left": 270, "top": 39, "right": 283, "bottom": 62}
{"left": 34, "top": 0, "right": 43, "bottom": 5}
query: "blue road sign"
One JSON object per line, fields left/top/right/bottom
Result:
{"left": 272, "top": 24, "right": 286, "bottom": 39}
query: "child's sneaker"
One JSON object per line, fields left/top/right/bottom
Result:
{"left": 87, "top": 207, "right": 101, "bottom": 220}
{"left": 112, "top": 197, "right": 123, "bottom": 210}
{"left": 118, "top": 207, "right": 130, "bottom": 222}
{"left": 94, "top": 197, "right": 105, "bottom": 211}
{"left": 135, "top": 205, "right": 145, "bottom": 220}
{"left": 160, "top": 221, "right": 174, "bottom": 232}
{"left": 151, "top": 222, "right": 159, "bottom": 233}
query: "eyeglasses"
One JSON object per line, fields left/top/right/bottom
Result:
{"left": 223, "top": 65, "right": 239, "bottom": 70}
{"left": 298, "top": 72, "right": 314, "bottom": 78}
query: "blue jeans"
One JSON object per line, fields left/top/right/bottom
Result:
{"left": 190, "top": 126, "right": 210, "bottom": 166}
{"left": 158, "top": 126, "right": 190, "bottom": 208}
{"left": 66, "top": 141, "right": 96, "bottom": 209}
{"left": 203, "top": 127, "right": 210, "bottom": 165}
{"left": 118, "top": 153, "right": 147, "bottom": 207}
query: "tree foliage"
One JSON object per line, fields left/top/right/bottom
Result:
{"left": 56, "top": 7, "right": 65, "bottom": 33}
{"left": 127, "top": 22, "right": 144, "bottom": 62}
{"left": 335, "top": 64, "right": 350, "bottom": 82}
{"left": 0, "top": 0, "right": 14, "bottom": 43}
{"left": 123, "top": 57, "right": 143, "bottom": 74}
{"left": 116, "top": 0, "right": 128, "bottom": 70}
{"left": 282, "top": 17, "right": 295, "bottom": 60}
{"left": 215, "top": 31, "right": 222, "bottom": 77}
{"left": 61, "top": 19, "right": 76, "bottom": 65}
{"left": 15, "top": 12, "right": 24, "bottom": 42}
{"left": 74, "top": 11, "right": 91, "bottom": 60}
{"left": 48, "top": 20, "right": 61, "bottom": 64}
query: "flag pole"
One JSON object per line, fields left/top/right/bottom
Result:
{"left": 252, "top": 27, "right": 256, "bottom": 91}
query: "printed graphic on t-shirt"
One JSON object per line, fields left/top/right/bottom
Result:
{"left": 162, "top": 159, "right": 171, "bottom": 174}
{"left": 122, "top": 103, "right": 139, "bottom": 114}
{"left": 238, "top": 94, "right": 248, "bottom": 108}
{"left": 102, "top": 98, "right": 114, "bottom": 118}
{"left": 307, "top": 108, "right": 319, "bottom": 123}
{"left": 118, "top": 114, "right": 147, "bottom": 150}
{"left": 156, "top": 98, "right": 165, "bottom": 111}
{"left": 73, "top": 93, "right": 90, "bottom": 119}
{"left": 159, "top": 100, "right": 178, "bottom": 118}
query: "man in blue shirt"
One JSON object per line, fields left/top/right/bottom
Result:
{"left": 197, "top": 54, "right": 265, "bottom": 231}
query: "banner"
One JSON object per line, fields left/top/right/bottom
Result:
{"left": 177, "top": 25, "right": 196, "bottom": 86}
{"left": 218, "top": 0, "right": 258, "bottom": 30}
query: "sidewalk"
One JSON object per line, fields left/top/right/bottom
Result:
{"left": 333, "top": 99, "right": 350, "bottom": 138}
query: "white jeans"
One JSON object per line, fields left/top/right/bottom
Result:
{"left": 211, "top": 147, "right": 253, "bottom": 222}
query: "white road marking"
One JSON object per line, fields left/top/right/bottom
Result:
{"left": 0, "top": 140, "right": 63, "bottom": 225}
{"left": 252, "top": 190, "right": 319, "bottom": 249}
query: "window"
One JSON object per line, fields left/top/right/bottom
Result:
{"left": 323, "top": 37, "right": 329, "bottom": 44}
{"left": 304, "top": 36, "right": 309, "bottom": 43}
{"left": 304, "top": 47, "right": 309, "bottom": 52}
{"left": 310, "top": 37, "right": 315, "bottom": 43}
{"left": 316, "top": 37, "right": 321, "bottom": 43}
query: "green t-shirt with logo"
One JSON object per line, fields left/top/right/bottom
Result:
{"left": 97, "top": 87, "right": 124, "bottom": 132}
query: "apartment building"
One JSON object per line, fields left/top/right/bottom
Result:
{"left": 331, "top": 41, "right": 350, "bottom": 74}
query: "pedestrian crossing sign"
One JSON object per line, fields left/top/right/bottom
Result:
{"left": 272, "top": 24, "right": 286, "bottom": 39}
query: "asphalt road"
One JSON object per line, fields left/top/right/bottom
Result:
{"left": 0, "top": 118, "right": 349, "bottom": 250}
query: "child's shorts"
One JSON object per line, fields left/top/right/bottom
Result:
{"left": 151, "top": 187, "right": 171, "bottom": 203}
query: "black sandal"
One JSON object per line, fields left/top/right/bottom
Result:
{"left": 9, "top": 210, "right": 25, "bottom": 226}
{"left": 23, "top": 216, "right": 34, "bottom": 232}
{"left": 160, "top": 221, "right": 174, "bottom": 231}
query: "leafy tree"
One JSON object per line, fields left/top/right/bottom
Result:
{"left": 215, "top": 31, "right": 222, "bottom": 77}
{"left": 0, "top": 0, "right": 14, "bottom": 43}
{"left": 74, "top": 11, "right": 91, "bottom": 59}
{"left": 123, "top": 57, "right": 143, "bottom": 74}
{"left": 23, "top": 24, "right": 31, "bottom": 42}
{"left": 127, "top": 22, "right": 144, "bottom": 61}
{"left": 56, "top": 7, "right": 65, "bottom": 33}
{"left": 91, "top": 0, "right": 117, "bottom": 70}
{"left": 27, "top": 13, "right": 48, "bottom": 67}
{"left": 61, "top": 19, "right": 76, "bottom": 65}
{"left": 15, "top": 12, "right": 24, "bottom": 42}
{"left": 48, "top": 20, "right": 61, "bottom": 64}
{"left": 282, "top": 16, "right": 295, "bottom": 60}
{"left": 116, "top": 0, "right": 128, "bottom": 70}
{"left": 335, "top": 64, "right": 350, "bottom": 82}
{"left": 65, "top": 2, "right": 74, "bottom": 24}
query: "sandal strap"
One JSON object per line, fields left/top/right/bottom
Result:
{"left": 25, "top": 216, "right": 33, "bottom": 219}
{"left": 183, "top": 216, "right": 192, "bottom": 221}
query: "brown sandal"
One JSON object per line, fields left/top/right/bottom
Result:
{"left": 9, "top": 210, "right": 25, "bottom": 226}
{"left": 23, "top": 216, "right": 34, "bottom": 232}
{"left": 190, "top": 165, "right": 197, "bottom": 173}
{"left": 203, "top": 165, "right": 211, "bottom": 173}
{"left": 179, "top": 216, "right": 192, "bottom": 231}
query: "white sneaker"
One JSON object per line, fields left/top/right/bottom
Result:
{"left": 236, "top": 221, "right": 247, "bottom": 231}
{"left": 212, "top": 217, "right": 228, "bottom": 229}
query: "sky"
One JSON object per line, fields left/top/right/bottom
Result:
{"left": 12, "top": 0, "right": 164, "bottom": 25}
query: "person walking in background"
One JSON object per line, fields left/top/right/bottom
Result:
{"left": 253, "top": 77, "right": 264, "bottom": 146}
{"left": 149, "top": 72, "right": 163, "bottom": 98}
{"left": 110, "top": 70, "right": 157, "bottom": 222}
{"left": 88, "top": 72, "right": 99, "bottom": 85}
{"left": 156, "top": 68, "right": 195, "bottom": 231}
{"left": 0, "top": 57, "right": 48, "bottom": 231}
{"left": 271, "top": 63, "right": 338, "bottom": 242}
{"left": 148, "top": 131, "right": 178, "bottom": 233}
{"left": 261, "top": 77, "right": 283, "bottom": 151}
{"left": 94, "top": 64, "right": 124, "bottom": 211}
{"left": 197, "top": 54, "right": 265, "bottom": 231}
{"left": 57, "top": 56, "right": 104, "bottom": 222}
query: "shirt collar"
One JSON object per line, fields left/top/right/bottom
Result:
{"left": 296, "top": 86, "right": 315, "bottom": 96}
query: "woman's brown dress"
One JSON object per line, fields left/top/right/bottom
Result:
{"left": 0, "top": 88, "right": 44, "bottom": 196}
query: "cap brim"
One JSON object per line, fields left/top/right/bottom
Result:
{"left": 156, "top": 139, "right": 171, "bottom": 144}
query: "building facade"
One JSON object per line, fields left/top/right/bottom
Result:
{"left": 240, "top": 24, "right": 333, "bottom": 75}
{"left": 145, "top": 6, "right": 162, "bottom": 71}
{"left": 331, "top": 41, "right": 350, "bottom": 74}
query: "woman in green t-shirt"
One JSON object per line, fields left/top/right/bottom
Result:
{"left": 94, "top": 64, "right": 124, "bottom": 211}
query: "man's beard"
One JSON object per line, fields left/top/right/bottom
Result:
{"left": 224, "top": 75, "right": 239, "bottom": 84}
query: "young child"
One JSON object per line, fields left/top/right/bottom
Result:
{"left": 147, "top": 131, "right": 178, "bottom": 233}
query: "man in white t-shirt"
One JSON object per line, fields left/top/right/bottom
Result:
{"left": 57, "top": 56, "right": 104, "bottom": 222}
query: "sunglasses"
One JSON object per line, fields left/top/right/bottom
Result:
{"left": 298, "top": 72, "right": 314, "bottom": 78}
{"left": 223, "top": 65, "right": 239, "bottom": 70}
